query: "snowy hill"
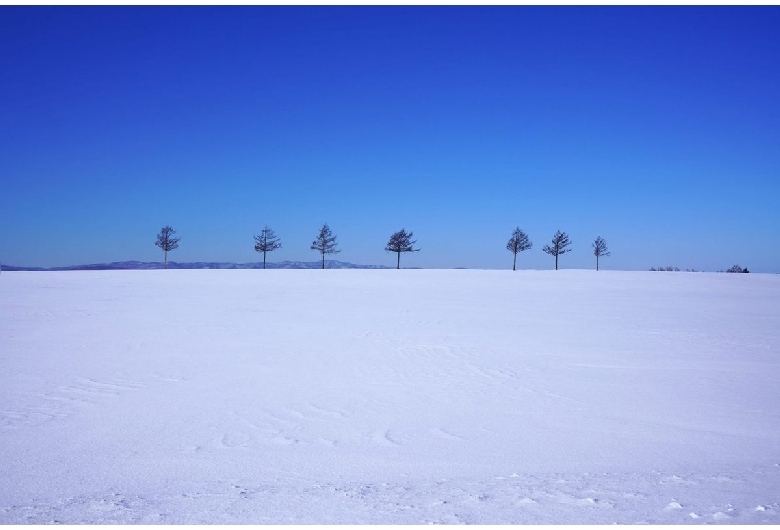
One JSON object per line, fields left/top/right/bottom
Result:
{"left": 1, "top": 269, "right": 778, "bottom": 523}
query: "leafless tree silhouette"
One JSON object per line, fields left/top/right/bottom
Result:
{"left": 542, "top": 230, "right": 571, "bottom": 270}
{"left": 385, "top": 229, "right": 420, "bottom": 269}
{"left": 592, "top": 236, "right": 610, "bottom": 271}
{"left": 154, "top": 226, "right": 180, "bottom": 269}
{"left": 506, "top": 227, "right": 532, "bottom": 271}
{"left": 254, "top": 227, "right": 282, "bottom": 269}
{"left": 311, "top": 224, "right": 340, "bottom": 269}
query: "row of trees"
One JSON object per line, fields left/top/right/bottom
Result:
{"left": 154, "top": 225, "right": 609, "bottom": 270}
{"left": 156, "top": 224, "right": 420, "bottom": 270}
{"left": 506, "top": 229, "right": 610, "bottom": 271}
{"left": 255, "top": 223, "right": 420, "bottom": 269}
{"left": 258, "top": 224, "right": 420, "bottom": 269}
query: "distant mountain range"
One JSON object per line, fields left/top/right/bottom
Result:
{"left": 0, "top": 260, "right": 392, "bottom": 271}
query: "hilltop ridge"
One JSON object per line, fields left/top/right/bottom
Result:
{"left": 0, "top": 260, "right": 391, "bottom": 271}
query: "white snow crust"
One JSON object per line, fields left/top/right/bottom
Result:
{"left": 1, "top": 269, "right": 779, "bottom": 524}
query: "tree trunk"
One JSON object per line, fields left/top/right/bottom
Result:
{"left": 513, "top": 252, "right": 517, "bottom": 271}
{"left": 164, "top": 250, "right": 167, "bottom": 270}
{"left": 322, "top": 253, "right": 325, "bottom": 269}
{"left": 263, "top": 251, "right": 266, "bottom": 270}
{"left": 396, "top": 252, "right": 400, "bottom": 269}
{"left": 555, "top": 253, "right": 558, "bottom": 270}
{"left": 596, "top": 255, "right": 599, "bottom": 271}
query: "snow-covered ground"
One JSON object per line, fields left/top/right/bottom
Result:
{"left": 1, "top": 269, "right": 779, "bottom": 524}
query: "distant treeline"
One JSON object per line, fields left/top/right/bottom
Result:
{"left": 650, "top": 265, "right": 749, "bottom": 273}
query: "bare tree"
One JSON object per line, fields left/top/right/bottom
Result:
{"left": 385, "top": 228, "right": 420, "bottom": 269}
{"left": 155, "top": 226, "right": 180, "bottom": 269}
{"left": 506, "top": 227, "right": 532, "bottom": 271}
{"left": 592, "top": 236, "right": 610, "bottom": 271}
{"left": 542, "top": 230, "right": 571, "bottom": 270}
{"left": 311, "top": 223, "right": 340, "bottom": 269}
{"left": 253, "top": 227, "right": 282, "bottom": 269}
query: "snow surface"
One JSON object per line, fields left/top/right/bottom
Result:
{"left": 1, "top": 269, "right": 779, "bottom": 524}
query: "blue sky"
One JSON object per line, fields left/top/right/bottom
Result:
{"left": 2, "top": 6, "right": 778, "bottom": 271}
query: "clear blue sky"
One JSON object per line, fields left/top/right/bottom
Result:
{"left": 2, "top": 6, "right": 778, "bottom": 271}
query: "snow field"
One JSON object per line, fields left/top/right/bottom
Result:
{"left": 1, "top": 269, "right": 779, "bottom": 523}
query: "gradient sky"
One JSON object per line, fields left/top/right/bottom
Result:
{"left": 2, "top": 6, "right": 778, "bottom": 271}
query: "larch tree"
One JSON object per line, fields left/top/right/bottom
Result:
{"left": 592, "top": 236, "right": 610, "bottom": 271}
{"left": 311, "top": 223, "right": 340, "bottom": 269}
{"left": 506, "top": 227, "right": 532, "bottom": 271}
{"left": 155, "top": 226, "right": 180, "bottom": 269}
{"left": 385, "top": 228, "right": 420, "bottom": 269}
{"left": 253, "top": 227, "right": 282, "bottom": 269}
{"left": 542, "top": 230, "right": 571, "bottom": 270}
